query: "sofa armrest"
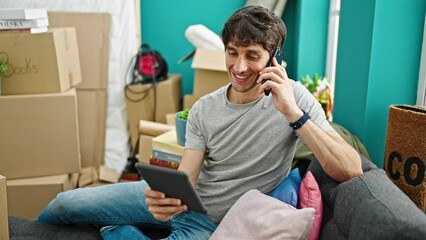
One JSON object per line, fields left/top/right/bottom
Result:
{"left": 307, "top": 154, "right": 377, "bottom": 212}
{"left": 308, "top": 154, "right": 426, "bottom": 240}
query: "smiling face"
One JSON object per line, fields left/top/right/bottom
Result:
{"left": 226, "top": 43, "right": 270, "bottom": 98}
{"left": 221, "top": 6, "right": 287, "bottom": 103}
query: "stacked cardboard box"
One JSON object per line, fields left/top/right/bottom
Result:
{"left": 0, "top": 26, "right": 83, "bottom": 220}
{"left": 126, "top": 74, "right": 182, "bottom": 150}
{"left": 183, "top": 48, "right": 229, "bottom": 109}
{"left": 0, "top": 27, "right": 82, "bottom": 95}
{"left": 48, "top": 12, "right": 118, "bottom": 188}
{"left": 0, "top": 89, "right": 81, "bottom": 179}
{"left": 49, "top": 12, "right": 110, "bottom": 169}
{"left": 0, "top": 12, "right": 115, "bottom": 220}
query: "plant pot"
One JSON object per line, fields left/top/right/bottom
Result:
{"left": 175, "top": 111, "right": 187, "bottom": 146}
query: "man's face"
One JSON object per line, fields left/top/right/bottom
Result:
{"left": 225, "top": 43, "right": 270, "bottom": 93}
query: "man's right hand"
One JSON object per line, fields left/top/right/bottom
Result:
{"left": 144, "top": 189, "right": 187, "bottom": 221}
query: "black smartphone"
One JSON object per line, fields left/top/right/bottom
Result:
{"left": 261, "top": 48, "right": 280, "bottom": 96}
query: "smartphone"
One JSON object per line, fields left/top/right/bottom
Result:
{"left": 261, "top": 48, "right": 280, "bottom": 96}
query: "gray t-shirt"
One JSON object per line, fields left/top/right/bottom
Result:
{"left": 185, "top": 81, "right": 333, "bottom": 224}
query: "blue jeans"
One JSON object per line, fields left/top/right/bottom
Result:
{"left": 37, "top": 181, "right": 217, "bottom": 239}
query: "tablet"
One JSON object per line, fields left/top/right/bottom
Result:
{"left": 135, "top": 163, "right": 208, "bottom": 214}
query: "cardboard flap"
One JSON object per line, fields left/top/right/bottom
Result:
{"left": 48, "top": 12, "right": 111, "bottom": 90}
{"left": 191, "top": 48, "right": 226, "bottom": 72}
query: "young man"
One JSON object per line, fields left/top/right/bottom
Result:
{"left": 37, "top": 5, "right": 362, "bottom": 239}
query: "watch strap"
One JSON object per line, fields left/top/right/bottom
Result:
{"left": 289, "top": 110, "right": 310, "bottom": 130}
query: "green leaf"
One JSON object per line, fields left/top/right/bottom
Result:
{"left": 177, "top": 108, "right": 190, "bottom": 120}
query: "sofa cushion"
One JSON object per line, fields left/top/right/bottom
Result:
{"left": 269, "top": 168, "right": 301, "bottom": 207}
{"left": 210, "top": 189, "right": 315, "bottom": 240}
{"left": 8, "top": 216, "right": 101, "bottom": 240}
{"left": 298, "top": 171, "right": 322, "bottom": 240}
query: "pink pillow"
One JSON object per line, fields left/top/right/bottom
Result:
{"left": 210, "top": 189, "right": 315, "bottom": 240}
{"left": 298, "top": 171, "right": 323, "bottom": 240}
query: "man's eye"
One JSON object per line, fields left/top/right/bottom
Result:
{"left": 247, "top": 55, "right": 259, "bottom": 61}
{"left": 228, "top": 51, "right": 237, "bottom": 56}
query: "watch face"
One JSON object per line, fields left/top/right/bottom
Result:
{"left": 294, "top": 121, "right": 302, "bottom": 129}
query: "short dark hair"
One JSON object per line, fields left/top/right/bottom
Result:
{"left": 221, "top": 5, "right": 287, "bottom": 54}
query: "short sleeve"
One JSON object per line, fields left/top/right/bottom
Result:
{"left": 184, "top": 100, "right": 207, "bottom": 152}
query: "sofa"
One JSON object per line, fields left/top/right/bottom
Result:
{"left": 8, "top": 153, "right": 426, "bottom": 240}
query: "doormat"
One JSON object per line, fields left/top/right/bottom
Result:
{"left": 384, "top": 105, "right": 426, "bottom": 212}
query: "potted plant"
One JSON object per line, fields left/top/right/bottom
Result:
{"left": 175, "top": 108, "right": 190, "bottom": 146}
{"left": 299, "top": 74, "right": 333, "bottom": 120}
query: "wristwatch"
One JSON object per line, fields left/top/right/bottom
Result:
{"left": 289, "top": 110, "right": 310, "bottom": 130}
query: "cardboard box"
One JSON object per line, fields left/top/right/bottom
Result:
{"left": 7, "top": 174, "right": 71, "bottom": 220}
{"left": 191, "top": 48, "right": 229, "bottom": 98}
{"left": 0, "top": 27, "right": 82, "bottom": 95}
{"left": 0, "top": 175, "right": 9, "bottom": 240}
{"left": 98, "top": 165, "right": 119, "bottom": 183}
{"left": 183, "top": 94, "right": 199, "bottom": 109}
{"left": 69, "top": 172, "right": 79, "bottom": 189}
{"left": 138, "top": 135, "right": 154, "bottom": 164}
{"left": 77, "top": 166, "right": 98, "bottom": 188}
{"left": 48, "top": 12, "right": 110, "bottom": 90}
{"left": 76, "top": 165, "right": 118, "bottom": 187}
{"left": 76, "top": 89, "right": 107, "bottom": 168}
{"left": 0, "top": 89, "right": 81, "bottom": 179}
{"left": 126, "top": 74, "right": 181, "bottom": 149}
{"left": 138, "top": 120, "right": 175, "bottom": 164}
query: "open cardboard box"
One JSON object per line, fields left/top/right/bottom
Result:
{"left": 191, "top": 48, "right": 229, "bottom": 98}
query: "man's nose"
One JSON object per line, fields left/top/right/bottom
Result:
{"left": 233, "top": 57, "right": 248, "bottom": 72}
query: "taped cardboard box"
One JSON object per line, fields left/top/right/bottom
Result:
{"left": 126, "top": 74, "right": 181, "bottom": 149}
{"left": 7, "top": 174, "right": 72, "bottom": 220}
{"left": 0, "top": 89, "right": 81, "bottom": 179}
{"left": 49, "top": 12, "right": 110, "bottom": 90}
{"left": 0, "top": 27, "right": 82, "bottom": 95}
{"left": 76, "top": 89, "right": 107, "bottom": 168}
{"left": 0, "top": 175, "right": 9, "bottom": 240}
{"left": 191, "top": 48, "right": 229, "bottom": 98}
